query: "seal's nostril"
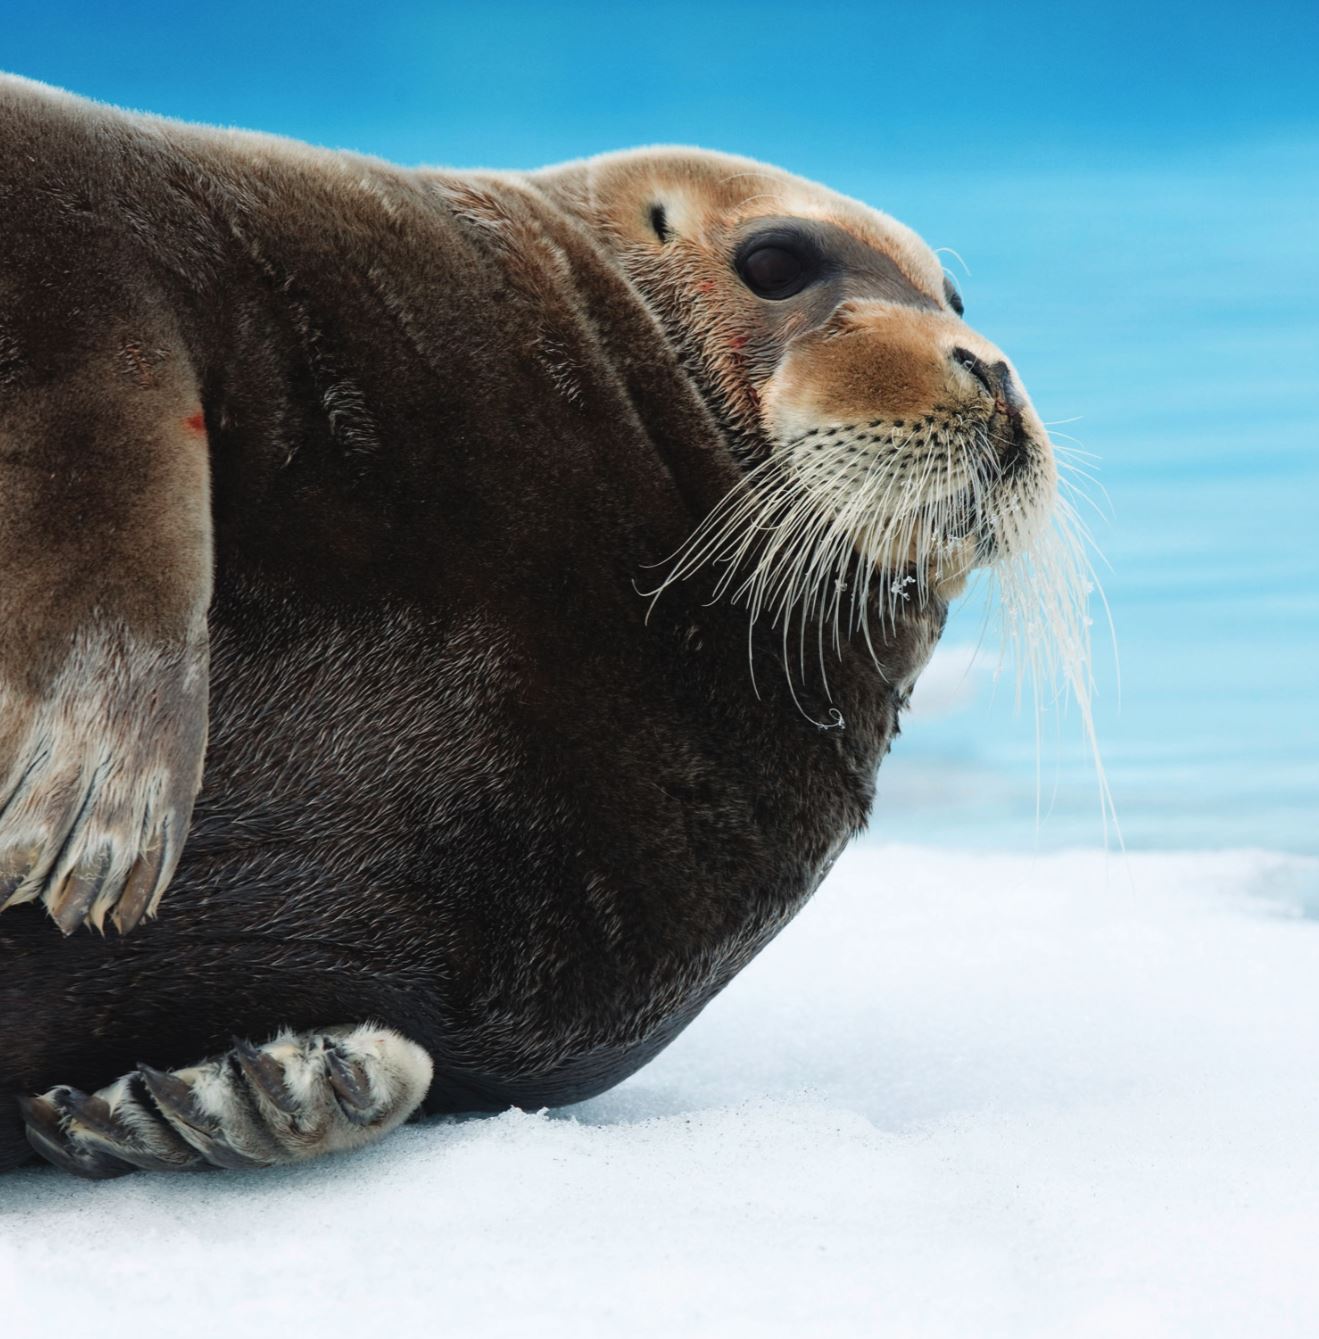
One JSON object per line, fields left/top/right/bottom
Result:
{"left": 953, "top": 347, "right": 990, "bottom": 396}
{"left": 951, "top": 348, "right": 1020, "bottom": 417}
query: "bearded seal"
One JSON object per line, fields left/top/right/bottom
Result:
{"left": 0, "top": 74, "right": 1079, "bottom": 1177}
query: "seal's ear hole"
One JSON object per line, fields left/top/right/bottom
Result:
{"left": 649, "top": 203, "right": 671, "bottom": 242}
{"left": 944, "top": 275, "right": 965, "bottom": 317}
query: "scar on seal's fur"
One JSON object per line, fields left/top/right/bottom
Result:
{"left": 1, "top": 73, "right": 1099, "bottom": 1180}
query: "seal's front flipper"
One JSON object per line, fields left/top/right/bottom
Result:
{"left": 0, "top": 629, "right": 209, "bottom": 935}
{"left": 0, "top": 206, "right": 212, "bottom": 935}
{"left": 19, "top": 1025, "right": 434, "bottom": 1179}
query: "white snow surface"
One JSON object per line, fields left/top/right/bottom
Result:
{"left": 4, "top": 844, "right": 1319, "bottom": 1337}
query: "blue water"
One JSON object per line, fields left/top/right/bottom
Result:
{"left": 865, "top": 141, "right": 1319, "bottom": 854}
{"left": 5, "top": 1, "right": 1317, "bottom": 852}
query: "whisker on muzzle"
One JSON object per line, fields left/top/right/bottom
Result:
{"left": 640, "top": 417, "right": 1119, "bottom": 842}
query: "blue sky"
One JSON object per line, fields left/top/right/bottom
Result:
{"left": 6, "top": 1, "right": 1317, "bottom": 172}
{"left": 5, "top": 3, "right": 1318, "bottom": 851}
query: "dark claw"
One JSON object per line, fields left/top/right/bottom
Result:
{"left": 324, "top": 1044, "right": 374, "bottom": 1123}
{"left": 88, "top": 859, "right": 129, "bottom": 933}
{"left": 137, "top": 1063, "right": 205, "bottom": 1129}
{"left": 33, "top": 775, "right": 102, "bottom": 924}
{"left": 137, "top": 1063, "right": 268, "bottom": 1170}
{"left": 0, "top": 870, "right": 29, "bottom": 912}
{"left": 57, "top": 1085, "right": 196, "bottom": 1173}
{"left": 232, "top": 1038, "right": 299, "bottom": 1115}
{"left": 113, "top": 842, "right": 165, "bottom": 935}
{"left": 18, "top": 1091, "right": 135, "bottom": 1180}
{"left": 56, "top": 1086, "right": 121, "bottom": 1142}
{"left": 147, "top": 817, "right": 182, "bottom": 919}
{"left": 17, "top": 1091, "right": 65, "bottom": 1143}
{"left": 48, "top": 858, "right": 110, "bottom": 935}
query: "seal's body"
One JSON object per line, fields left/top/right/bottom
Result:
{"left": 0, "top": 75, "right": 1060, "bottom": 1176}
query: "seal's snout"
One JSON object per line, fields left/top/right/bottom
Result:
{"left": 598, "top": 146, "right": 1062, "bottom": 589}
{"left": 951, "top": 347, "right": 1020, "bottom": 421}
{"left": 952, "top": 346, "right": 1031, "bottom": 475}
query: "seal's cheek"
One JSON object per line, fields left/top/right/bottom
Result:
{"left": 760, "top": 305, "right": 967, "bottom": 443}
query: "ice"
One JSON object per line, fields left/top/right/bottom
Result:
{"left": 4, "top": 844, "right": 1319, "bottom": 1337}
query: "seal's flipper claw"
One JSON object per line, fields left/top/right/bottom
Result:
{"left": 231, "top": 1036, "right": 299, "bottom": 1115}
{"left": 111, "top": 844, "right": 168, "bottom": 936}
{"left": 0, "top": 631, "right": 209, "bottom": 938}
{"left": 18, "top": 1089, "right": 137, "bottom": 1180}
{"left": 57, "top": 1086, "right": 125, "bottom": 1144}
{"left": 136, "top": 1063, "right": 202, "bottom": 1128}
{"left": 323, "top": 1043, "right": 375, "bottom": 1123}
{"left": 48, "top": 858, "right": 110, "bottom": 936}
{"left": 23, "top": 1028, "right": 433, "bottom": 1178}
{"left": 0, "top": 870, "right": 28, "bottom": 913}
{"left": 16, "top": 1092, "right": 73, "bottom": 1168}
{"left": 16, "top": 1092, "right": 62, "bottom": 1142}
{"left": 52, "top": 1077, "right": 202, "bottom": 1173}
{"left": 136, "top": 1063, "right": 267, "bottom": 1169}
{"left": 0, "top": 238, "right": 213, "bottom": 940}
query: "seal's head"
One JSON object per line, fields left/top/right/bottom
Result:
{"left": 535, "top": 147, "right": 1098, "bottom": 751}
{"left": 554, "top": 149, "right": 1057, "bottom": 611}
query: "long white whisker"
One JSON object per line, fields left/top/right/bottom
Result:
{"left": 643, "top": 401, "right": 1116, "bottom": 843}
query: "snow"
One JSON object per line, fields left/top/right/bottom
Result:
{"left": 4, "top": 843, "right": 1319, "bottom": 1337}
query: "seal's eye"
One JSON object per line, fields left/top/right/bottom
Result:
{"left": 738, "top": 244, "right": 812, "bottom": 300}
{"left": 944, "top": 276, "right": 964, "bottom": 316}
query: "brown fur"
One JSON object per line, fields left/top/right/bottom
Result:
{"left": 777, "top": 305, "right": 967, "bottom": 423}
{"left": 0, "top": 76, "right": 1054, "bottom": 1174}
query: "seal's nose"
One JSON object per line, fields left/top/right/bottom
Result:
{"left": 952, "top": 348, "right": 1021, "bottom": 419}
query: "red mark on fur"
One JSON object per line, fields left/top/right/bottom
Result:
{"left": 184, "top": 411, "right": 206, "bottom": 435}
{"left": 696, "top": 279, "right": 716, "bottom": 294}
{"left": 728, "top": 334, "right": 748, "bottom": 351}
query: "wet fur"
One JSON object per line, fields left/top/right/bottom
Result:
{"left": 0, "top": 78, "right": 948, "bottom": 1171}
